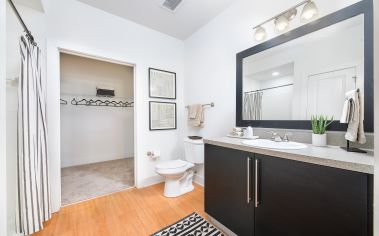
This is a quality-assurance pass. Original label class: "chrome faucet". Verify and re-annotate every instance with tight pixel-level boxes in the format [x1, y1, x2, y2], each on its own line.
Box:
[282, 131, 292, 142]
[267, 131, 292, 142]
[267, 131, 282, 142]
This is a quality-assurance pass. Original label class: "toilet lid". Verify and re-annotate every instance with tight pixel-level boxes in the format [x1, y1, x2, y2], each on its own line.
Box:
[156, 160, 188, 169]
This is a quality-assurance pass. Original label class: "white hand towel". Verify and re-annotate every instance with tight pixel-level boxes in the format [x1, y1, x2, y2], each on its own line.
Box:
[232, 127, 243, 132]
[340, 100, 350, 124]
[344, 89, 366, 144]
[188, 104, 204, 127]
[188, 105, 199, 119]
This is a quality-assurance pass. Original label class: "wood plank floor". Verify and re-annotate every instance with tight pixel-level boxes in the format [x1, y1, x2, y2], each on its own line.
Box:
[33, 183, 206, 236]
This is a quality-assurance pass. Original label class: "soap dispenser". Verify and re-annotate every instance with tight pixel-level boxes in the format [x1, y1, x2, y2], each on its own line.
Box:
[244, 126, 253, 139]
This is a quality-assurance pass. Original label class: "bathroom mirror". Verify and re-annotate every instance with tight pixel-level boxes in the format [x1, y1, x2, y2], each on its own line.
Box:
[236, 0, 373, 131]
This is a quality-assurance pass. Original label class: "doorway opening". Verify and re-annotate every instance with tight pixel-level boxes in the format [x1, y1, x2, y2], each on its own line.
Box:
[59, 52, 135, 206]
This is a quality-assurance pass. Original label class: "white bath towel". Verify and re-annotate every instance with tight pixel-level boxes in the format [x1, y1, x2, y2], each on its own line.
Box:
[340, 99, 352, 123]
[343, 89, 366, 144]
[187, 104, 204, 127]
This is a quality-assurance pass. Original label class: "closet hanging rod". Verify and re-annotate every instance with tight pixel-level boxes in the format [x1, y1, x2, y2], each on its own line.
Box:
[7, 0, 37, 46]
[70, 98, 134, 108]
[60, 99, 68, 105]
[185, 102, 215, 109]
[244, 83, 294, 93]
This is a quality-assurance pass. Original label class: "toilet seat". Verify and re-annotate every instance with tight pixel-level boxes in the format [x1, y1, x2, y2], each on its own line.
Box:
[156, 160, 194, 175]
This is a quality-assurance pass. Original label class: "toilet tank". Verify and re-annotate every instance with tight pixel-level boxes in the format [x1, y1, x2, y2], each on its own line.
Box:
[184, 137, 204, 164]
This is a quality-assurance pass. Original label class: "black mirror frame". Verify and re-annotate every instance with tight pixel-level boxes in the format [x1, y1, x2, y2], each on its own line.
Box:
[236, 0, 373, 132]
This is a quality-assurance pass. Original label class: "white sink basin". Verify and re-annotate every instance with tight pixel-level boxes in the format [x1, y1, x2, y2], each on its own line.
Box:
[242, 139, 307, 150]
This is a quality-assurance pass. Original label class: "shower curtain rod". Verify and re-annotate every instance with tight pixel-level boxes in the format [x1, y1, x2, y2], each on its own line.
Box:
[7, 0, 37, 46]
[244, 83, 294, 94]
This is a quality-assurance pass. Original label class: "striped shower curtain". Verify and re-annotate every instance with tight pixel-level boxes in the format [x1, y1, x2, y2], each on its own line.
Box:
[243, 92, 263, 120]
[17, 36, 51, 235]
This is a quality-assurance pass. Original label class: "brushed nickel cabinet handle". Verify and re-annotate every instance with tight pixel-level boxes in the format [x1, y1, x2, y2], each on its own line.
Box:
[255, 159, 260, 208]
[247, 157, 251, 204]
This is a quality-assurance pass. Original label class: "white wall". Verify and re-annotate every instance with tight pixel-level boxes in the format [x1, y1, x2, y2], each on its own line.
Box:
[0, 0, 7, 234]
[373, 0, 378, 235]
[60, 53, 134, 167]
[60, 53, 134, 97]
[5, 87, 18, 236]
[43, 0, 185, 212]
[261, 76, 294, 120]
[184, 0, 361, 186]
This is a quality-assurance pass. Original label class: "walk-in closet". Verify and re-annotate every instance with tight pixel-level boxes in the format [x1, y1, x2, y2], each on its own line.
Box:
[60, 52, 135, 206]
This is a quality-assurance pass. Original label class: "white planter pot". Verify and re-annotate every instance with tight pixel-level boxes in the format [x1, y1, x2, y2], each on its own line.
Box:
[312, 133, 327, 147]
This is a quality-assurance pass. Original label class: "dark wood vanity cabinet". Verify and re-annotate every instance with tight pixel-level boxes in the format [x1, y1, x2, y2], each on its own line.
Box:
[204, 144, 373, 236]
[254, 153, 372, 236]
[204, 144, 254, 235]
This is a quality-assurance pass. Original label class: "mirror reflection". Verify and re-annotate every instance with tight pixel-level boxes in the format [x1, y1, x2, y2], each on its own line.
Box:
[243, 14, 364, 121]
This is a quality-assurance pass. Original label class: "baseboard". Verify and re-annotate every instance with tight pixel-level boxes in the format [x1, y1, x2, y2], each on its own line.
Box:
[194, 174, 204, 187]
[61, 156, 133, 168]
[137, 175, 164, 189]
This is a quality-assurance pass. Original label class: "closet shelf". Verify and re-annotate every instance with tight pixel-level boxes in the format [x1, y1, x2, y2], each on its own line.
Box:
[60, 93, 134, 100]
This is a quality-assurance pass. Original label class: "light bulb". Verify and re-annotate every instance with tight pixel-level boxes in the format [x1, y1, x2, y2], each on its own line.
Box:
[300, 1, 318, 23]
[275, 15, 289, 32]
[254, 26, 267, 42]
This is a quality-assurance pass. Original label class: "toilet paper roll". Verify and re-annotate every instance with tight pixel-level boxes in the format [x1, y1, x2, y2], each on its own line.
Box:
[152, 151, 160, 159]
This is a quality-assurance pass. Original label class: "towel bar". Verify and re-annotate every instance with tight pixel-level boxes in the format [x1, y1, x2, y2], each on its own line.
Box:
[185, 102, 214, 109]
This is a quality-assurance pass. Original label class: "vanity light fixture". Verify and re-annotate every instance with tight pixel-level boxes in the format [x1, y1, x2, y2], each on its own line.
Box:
[275, 15, 290, 32]
[253, 0, 319, 42]
[253, 26, 267, 42]
[300, 1, 319, 22]
[272, 72, 280, 76]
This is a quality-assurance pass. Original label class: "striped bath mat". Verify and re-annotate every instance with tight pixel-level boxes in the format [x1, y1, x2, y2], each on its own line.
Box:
[152, 212, 224, 236]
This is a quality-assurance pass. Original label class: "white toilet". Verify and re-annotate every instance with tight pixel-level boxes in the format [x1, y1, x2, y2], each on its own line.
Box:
[155, 137, 204, 198]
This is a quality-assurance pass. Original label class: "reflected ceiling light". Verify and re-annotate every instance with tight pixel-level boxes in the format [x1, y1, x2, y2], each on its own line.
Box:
[285, 8, 298, 21]
[252, 1, 319, 42]
[253, 26, 267, 42]
[272, 72, 280, 76]
[301, 1, 319, 22]
[275, 15, 290, 32]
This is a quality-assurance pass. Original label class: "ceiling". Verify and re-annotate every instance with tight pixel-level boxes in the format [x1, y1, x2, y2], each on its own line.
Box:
[14, 0, 44, 12]
[247, 63, 294, 81]
[77, 0, 235, 40]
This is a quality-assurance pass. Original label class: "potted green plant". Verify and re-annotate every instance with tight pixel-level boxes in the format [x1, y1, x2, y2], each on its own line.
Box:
[311, 115, 333, 146]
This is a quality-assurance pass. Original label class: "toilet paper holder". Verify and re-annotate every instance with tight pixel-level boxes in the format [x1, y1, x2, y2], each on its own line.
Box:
[147, 151, 160, 160]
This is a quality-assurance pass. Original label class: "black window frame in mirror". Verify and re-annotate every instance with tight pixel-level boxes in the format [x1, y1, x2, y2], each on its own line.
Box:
[236, 0, 373, 132]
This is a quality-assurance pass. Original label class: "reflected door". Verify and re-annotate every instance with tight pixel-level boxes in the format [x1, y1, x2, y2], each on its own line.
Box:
[306, 67, 356, 119]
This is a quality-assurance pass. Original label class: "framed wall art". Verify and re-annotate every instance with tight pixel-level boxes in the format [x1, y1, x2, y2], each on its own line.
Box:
[149, 68, 176, 99]
[149, 101, 176, 130]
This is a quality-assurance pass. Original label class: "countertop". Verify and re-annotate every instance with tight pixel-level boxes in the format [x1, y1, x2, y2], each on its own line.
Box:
[204, 137, 374, 174]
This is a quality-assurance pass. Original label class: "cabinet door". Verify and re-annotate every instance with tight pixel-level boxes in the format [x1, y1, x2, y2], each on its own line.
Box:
[205, 144, 254, 235]
[255, 154, 370, 236]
